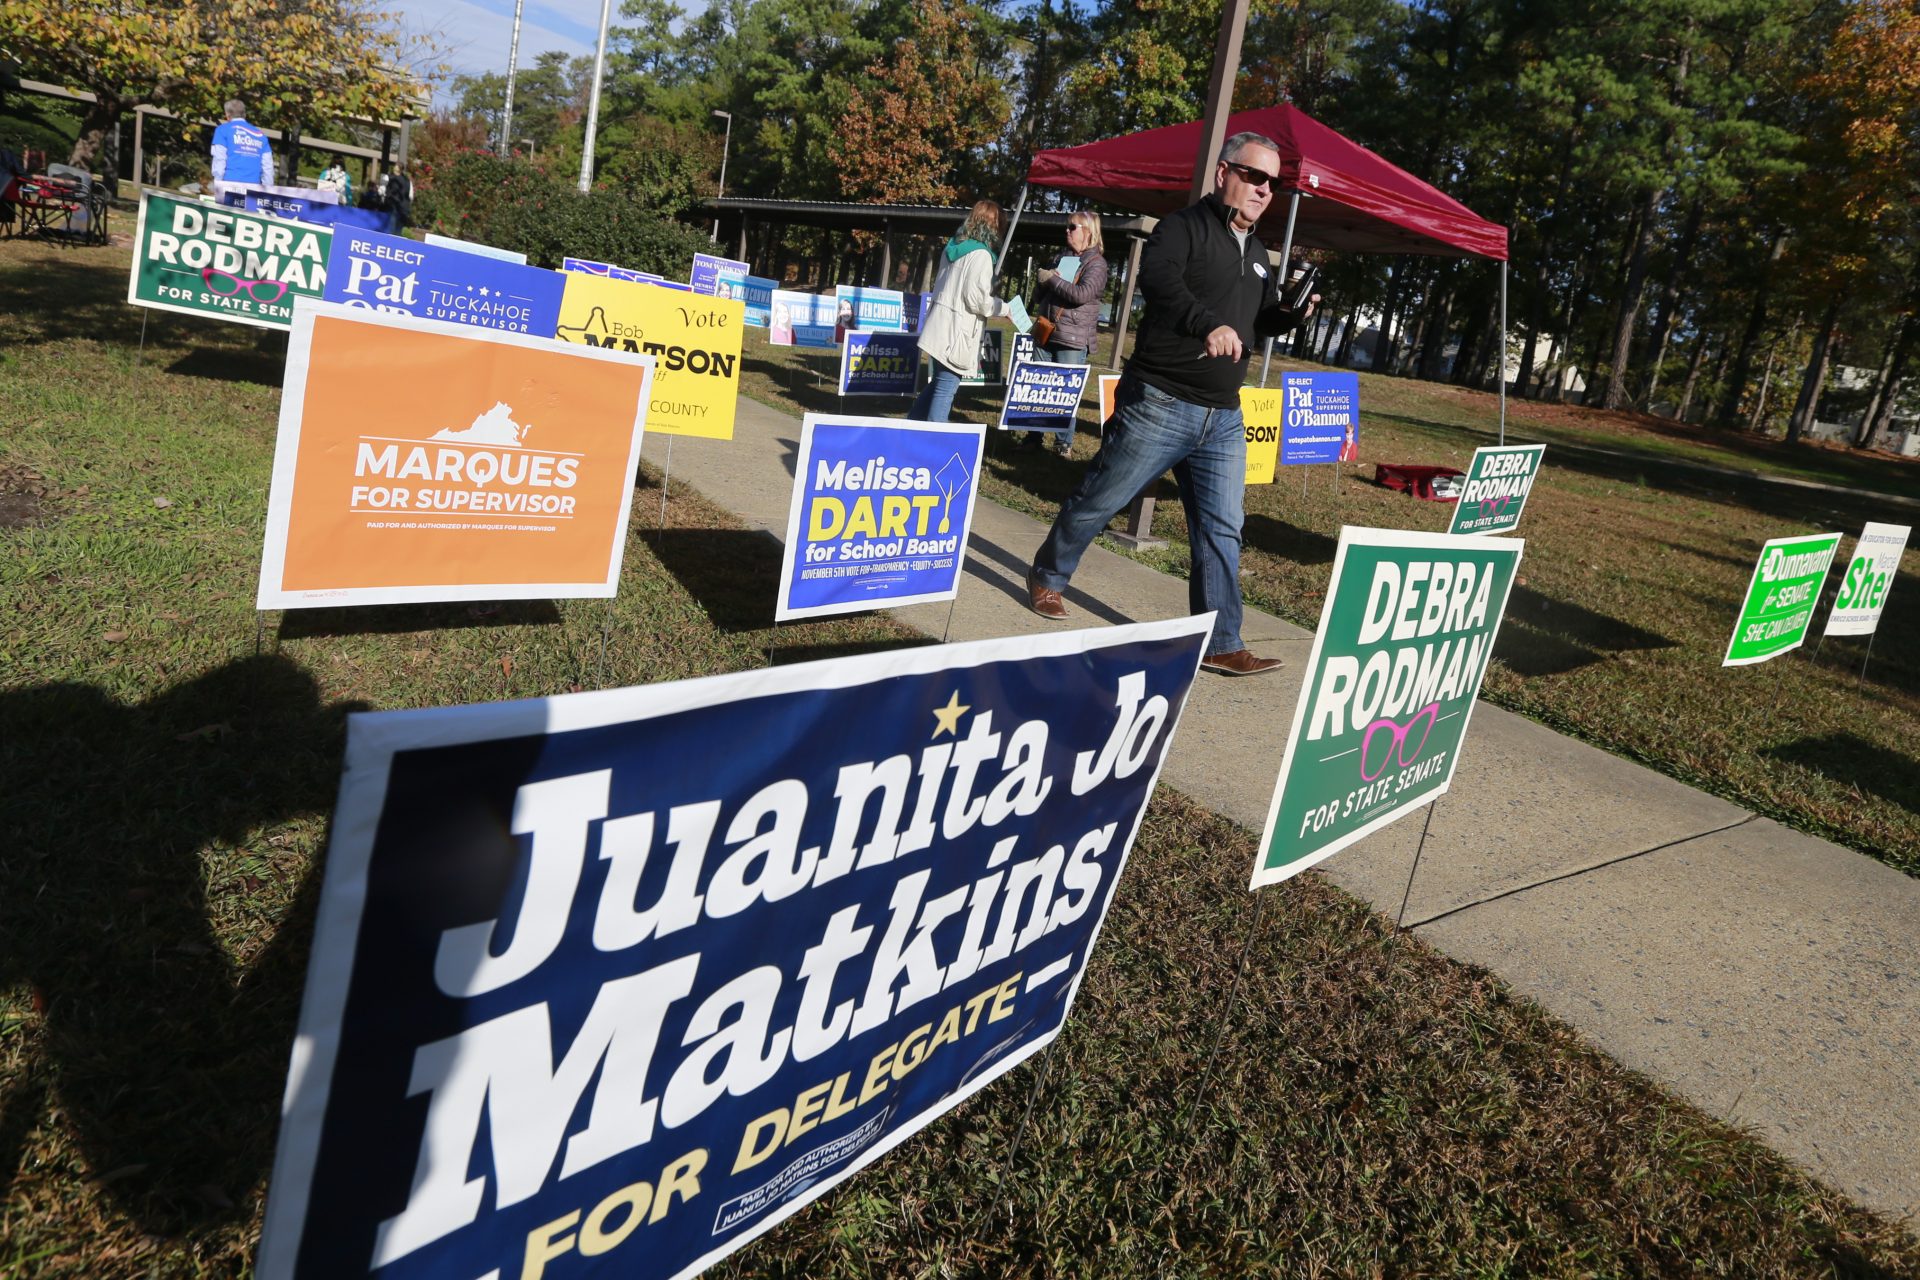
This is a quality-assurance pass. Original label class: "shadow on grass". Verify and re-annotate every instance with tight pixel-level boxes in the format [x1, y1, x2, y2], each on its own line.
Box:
[165, 343, 288, 387]
[0, 654, 361, 1234]
[0, 244, 143, 348]
[1365, 410, 1918, 527]
[1241, 511, 1675, 676]
[1766, 733, 1920, 818]
[770, 636, 932, 666]
[645, 525, 784, 631]
[278, 598, 563, 640]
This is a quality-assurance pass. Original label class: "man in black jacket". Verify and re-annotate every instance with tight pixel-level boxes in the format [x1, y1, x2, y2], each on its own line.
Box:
[1026, 131, 1310, 675]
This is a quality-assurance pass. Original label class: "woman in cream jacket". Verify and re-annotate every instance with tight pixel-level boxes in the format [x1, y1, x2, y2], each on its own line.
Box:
[911, 200, 1014, 422]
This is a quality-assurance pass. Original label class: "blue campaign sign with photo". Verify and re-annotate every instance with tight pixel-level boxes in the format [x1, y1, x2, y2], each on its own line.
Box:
[1280, 372, 1361, 465]
[998, 359, 1093, 432]
[776, 414, 985, 620]
[563, 257, 647, 283]
[243, 192, 398, 235]
[691, 252, 750, 296]
[740, 276, 778, 327]
[834, 285, 907, 333]
[255, 615, 1210, 1280]
[838, 332, 921, 396]
[322, 226, 566, 336]
[770, 290, 839, 348]
[423, 233, 529, 264]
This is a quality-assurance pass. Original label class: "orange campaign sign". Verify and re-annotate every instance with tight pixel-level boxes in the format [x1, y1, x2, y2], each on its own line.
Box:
[257, 299, 655, 608]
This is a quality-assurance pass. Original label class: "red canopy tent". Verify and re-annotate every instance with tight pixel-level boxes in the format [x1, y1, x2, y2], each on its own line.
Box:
[1026, 103, 1507, 261]
[1019, 103, 1513, 441]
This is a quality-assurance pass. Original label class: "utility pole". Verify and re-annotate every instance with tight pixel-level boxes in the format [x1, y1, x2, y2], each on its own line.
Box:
[577, 0, 613, 192]
[500, 0, 524, 153]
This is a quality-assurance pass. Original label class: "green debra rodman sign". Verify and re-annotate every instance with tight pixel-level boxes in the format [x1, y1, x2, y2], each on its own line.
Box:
[128, 192, 331, 330]
[1253, 527, 1523, 888]
[1722, 531, 1842, 666]
[1446, 443, 1545, 536]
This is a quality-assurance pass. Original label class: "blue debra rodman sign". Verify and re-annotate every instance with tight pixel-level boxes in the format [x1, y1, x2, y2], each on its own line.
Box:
[998, 359, 1092, 432]
[1281, 371, 1360, 465]
[775, 414, 985, 620]
[838, 332, 920, 396]
[322, 227, 566, 335]
[256, 617, 1210, 1280]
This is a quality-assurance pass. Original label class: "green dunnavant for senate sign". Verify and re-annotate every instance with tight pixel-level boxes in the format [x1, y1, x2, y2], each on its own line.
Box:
[1721, 531, 1842, 666]
[1253, 527, 1523, 888]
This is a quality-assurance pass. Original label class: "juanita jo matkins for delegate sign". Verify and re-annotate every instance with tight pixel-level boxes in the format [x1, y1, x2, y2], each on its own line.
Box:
[255, 619, 1211, 1280]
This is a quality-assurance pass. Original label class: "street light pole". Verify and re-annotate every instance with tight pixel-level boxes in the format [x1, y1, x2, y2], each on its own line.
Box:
[577, 0, 613, 193]
[500, 0, 524, 153]
[711, 109, 732, 242]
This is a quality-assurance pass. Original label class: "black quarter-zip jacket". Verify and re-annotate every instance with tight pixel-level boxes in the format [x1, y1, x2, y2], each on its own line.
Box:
[1126, 192, 1307, 410]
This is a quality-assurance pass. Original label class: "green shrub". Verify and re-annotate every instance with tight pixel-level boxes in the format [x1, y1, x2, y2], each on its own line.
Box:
[412, 150, 712, 278]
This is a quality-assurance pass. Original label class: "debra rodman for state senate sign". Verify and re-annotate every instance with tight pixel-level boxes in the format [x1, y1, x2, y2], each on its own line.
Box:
[257, 299, 654, 608]
[1254, 527, 1523, 888]
[128, 191, 331, 330]
[775, 415, 987, 621]
[255, 618, 1211, 1280]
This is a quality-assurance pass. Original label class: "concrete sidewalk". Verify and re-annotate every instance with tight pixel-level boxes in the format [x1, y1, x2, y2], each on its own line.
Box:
[643, 396, 1920, 1226]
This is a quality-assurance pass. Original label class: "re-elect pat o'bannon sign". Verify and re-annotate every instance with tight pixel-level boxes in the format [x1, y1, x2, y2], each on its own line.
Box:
[1722, 532, 1843, 666]
[256, 619, 1211, 1280]
[1446, 444, 1546, 537]
[128, 192, 331, 329]
[1254, 527, 1523, 888]
[322, 226, 566, 336]
[775, 415, 986, 620]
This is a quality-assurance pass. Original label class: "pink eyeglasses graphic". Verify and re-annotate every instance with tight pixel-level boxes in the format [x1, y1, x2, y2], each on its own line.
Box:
[1477, 493, 1511, 519]
[1358, 702, 1440, 781]
[201, 267, 289, 304]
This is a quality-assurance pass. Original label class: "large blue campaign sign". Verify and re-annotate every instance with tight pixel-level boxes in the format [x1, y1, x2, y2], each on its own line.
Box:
[770, 290, 838, 348]
[775, 414, 985, 621]
[562, 257, 647, 283]
[1281, 372, 1360, 465]
[739, 276, 777, 328]
[834, 285, 907, 333]
[837, 332, 920, 397]
[256, 617, 1210, 1280]
[240, 191, 398, 235]
[322, 226, 566, 336]
[690, 253, 750, 297]
[998, 359, 1092, 433]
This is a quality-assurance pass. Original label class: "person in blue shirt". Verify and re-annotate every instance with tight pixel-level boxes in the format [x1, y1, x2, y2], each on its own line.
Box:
[211, 99, 274, 192]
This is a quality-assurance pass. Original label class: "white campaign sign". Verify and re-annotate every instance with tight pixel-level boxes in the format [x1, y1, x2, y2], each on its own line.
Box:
[1823, 521, 1910, 637]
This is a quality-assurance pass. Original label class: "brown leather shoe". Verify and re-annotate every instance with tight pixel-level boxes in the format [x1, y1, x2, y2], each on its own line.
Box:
[1200, 649, 1284, 676]
[1027, 569, 1068, 620]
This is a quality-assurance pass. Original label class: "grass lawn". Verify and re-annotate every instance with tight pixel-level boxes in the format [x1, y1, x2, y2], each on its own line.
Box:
[3, 238, 1919, 1276]
[737, 327, 1920, 879]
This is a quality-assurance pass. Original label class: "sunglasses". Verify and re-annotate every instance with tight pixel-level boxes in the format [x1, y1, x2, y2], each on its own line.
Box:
[1223, 161, 1278, 190]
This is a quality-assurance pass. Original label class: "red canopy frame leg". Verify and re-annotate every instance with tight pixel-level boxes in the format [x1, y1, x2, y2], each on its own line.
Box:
[1259, 190, 1302, 388]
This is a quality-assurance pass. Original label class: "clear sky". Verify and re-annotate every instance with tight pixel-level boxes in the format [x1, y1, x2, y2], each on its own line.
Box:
[387, 0, 606, 89]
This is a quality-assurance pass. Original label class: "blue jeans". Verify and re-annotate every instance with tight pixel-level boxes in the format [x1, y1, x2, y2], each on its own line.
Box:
[1033, 376, 1247, 655]
[910, 360, 963, 422]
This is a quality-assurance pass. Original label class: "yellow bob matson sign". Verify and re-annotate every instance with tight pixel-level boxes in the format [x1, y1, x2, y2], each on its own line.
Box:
[556, 273, 745, 441]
